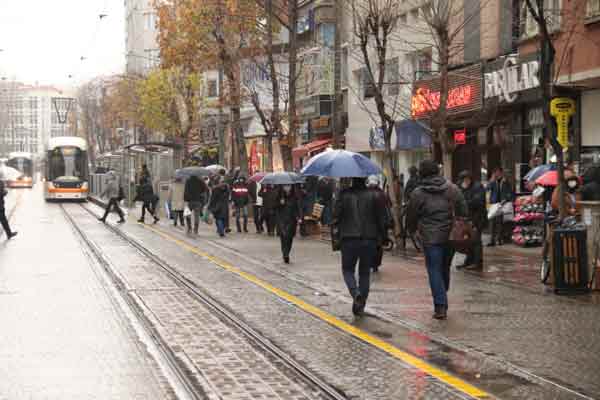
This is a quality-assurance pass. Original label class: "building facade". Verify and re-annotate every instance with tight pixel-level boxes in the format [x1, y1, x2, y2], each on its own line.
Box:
[124, 0, 160, 76]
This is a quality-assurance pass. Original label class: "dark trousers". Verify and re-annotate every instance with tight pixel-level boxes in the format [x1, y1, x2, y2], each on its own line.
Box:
[264, 211, 276, 235]
[341, 239, 377, 300]
[224, 203, 230, 230]
[173, 210, 184, 226]
[101, 198, 124, 221]
[216, 218, 225, 236]
[253, 205, 264, 232]
[280, 234, 294, 258]
[490, 214, 504, 244]
[141, 201, 155, 219]
[423, 244, 454, 307]
[464, 229, 483, 266]
[0, 208, 12, 236]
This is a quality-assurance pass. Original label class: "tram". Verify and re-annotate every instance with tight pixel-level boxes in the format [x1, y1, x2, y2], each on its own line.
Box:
[6, 152, 34, 188]
[44, 137, 89, 201]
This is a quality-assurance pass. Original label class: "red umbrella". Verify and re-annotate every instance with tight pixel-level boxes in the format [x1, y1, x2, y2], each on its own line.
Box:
[249, 172, 267, 183]
[535, 170, 559, 187]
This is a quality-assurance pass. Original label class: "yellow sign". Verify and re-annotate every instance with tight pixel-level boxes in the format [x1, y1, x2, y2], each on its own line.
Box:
[550, 97, 575, 149]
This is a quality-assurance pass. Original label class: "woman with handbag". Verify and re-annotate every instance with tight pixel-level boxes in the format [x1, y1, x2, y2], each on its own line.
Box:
[406, 160, 468, 320]
[456, 170, 487, 270]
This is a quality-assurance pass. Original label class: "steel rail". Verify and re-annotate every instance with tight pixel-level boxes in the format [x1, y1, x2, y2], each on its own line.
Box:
[76, 203, 348, 400]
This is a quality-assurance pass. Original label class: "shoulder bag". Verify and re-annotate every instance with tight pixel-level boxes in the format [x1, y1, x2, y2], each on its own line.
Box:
[447, 186, 476, 254]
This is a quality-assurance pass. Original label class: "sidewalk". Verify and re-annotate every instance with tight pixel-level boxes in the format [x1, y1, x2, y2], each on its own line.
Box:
[150, 211, 600, 399]
[94, 198, 600, 398]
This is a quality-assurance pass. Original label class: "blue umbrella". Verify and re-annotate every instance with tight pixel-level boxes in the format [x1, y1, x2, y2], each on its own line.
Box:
[524, 164, 555, 182]
[301, 150, 382, 178]
[260, 171, 305, 185]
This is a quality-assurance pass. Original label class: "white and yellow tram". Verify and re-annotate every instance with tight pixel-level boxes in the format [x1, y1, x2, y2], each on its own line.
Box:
[44, 137, 89, 201]
[6, 152, 34, 188]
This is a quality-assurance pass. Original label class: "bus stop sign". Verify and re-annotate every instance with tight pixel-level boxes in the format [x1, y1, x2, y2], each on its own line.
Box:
[550, 97, 575, 149]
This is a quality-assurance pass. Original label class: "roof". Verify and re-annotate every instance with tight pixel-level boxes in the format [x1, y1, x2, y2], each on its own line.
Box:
[292, 138, 332, 158]
[47, 137, 87, 151]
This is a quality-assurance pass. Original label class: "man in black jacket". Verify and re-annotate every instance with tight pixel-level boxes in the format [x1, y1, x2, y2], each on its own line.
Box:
[406, 160, 467, 320]
[184, 175, 208, 235]
[404, 166, 419, 201]
[0, 178, 17, 239]
[333, 177, 387, 316]
[487, 167, 514, 246]
[456, 170, 486, 270]
[231, 176, 250, 233]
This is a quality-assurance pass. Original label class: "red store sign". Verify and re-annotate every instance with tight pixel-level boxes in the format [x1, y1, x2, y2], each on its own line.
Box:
[454, 128, 466, 145]
[411, 64, 482, 118]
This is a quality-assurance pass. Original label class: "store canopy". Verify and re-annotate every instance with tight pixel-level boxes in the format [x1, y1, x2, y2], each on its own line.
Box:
[395, 120, 431, 150]
[292, 138, 332, 158]
[124, 142, 182, 154]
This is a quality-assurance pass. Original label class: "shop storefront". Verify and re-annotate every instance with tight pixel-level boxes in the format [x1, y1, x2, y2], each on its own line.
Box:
[581, 89, 600, 171]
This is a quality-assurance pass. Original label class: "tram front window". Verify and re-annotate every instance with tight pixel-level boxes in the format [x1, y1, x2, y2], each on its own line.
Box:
[7, 158, 32, 177]
[48, 147, 86, 181]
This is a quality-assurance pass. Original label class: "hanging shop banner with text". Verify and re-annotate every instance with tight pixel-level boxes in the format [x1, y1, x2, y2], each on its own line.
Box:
[483, 52, 541, 107]
[411, 63, 483, 118]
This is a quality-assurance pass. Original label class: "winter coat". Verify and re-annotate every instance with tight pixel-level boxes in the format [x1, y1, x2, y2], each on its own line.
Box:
[259, 186, 279, 213]
[0, 180, 6, 210]
[488, 179, 513, 204]
[231, 182, 250, 207]
[404, 176, 420, 201]
[333, 186, 387, 242]
[101, 176, 120, 199]
[169, 181, 186, 211]
[276, 190, 302, 238]
[406, 176, 468, 246]
[184, 176, 208, 204]
[139, 181, 155, 203]
[461, 181, 487, 230]
[317, 179, 334, 203]
[208, 183, 229, 219]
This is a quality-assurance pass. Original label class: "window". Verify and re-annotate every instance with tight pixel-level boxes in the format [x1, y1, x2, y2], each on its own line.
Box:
[587, 0, 600, 18]
[520, 0, 561, 39]
[385, 58, 400, 96]
[144, 12, 156, 30]
[319, 23, 335, 48]
[207, 79, 218, 98]
[408, 48, 432, 81]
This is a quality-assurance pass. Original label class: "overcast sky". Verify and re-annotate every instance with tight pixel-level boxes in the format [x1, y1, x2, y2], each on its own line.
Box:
[0, 0, 124, 88]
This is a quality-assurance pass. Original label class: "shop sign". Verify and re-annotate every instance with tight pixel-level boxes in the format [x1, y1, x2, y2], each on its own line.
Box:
[528, 107, 544, 128]
[484, 56, 540, 103]
[551, 97, 576, 149]
[411, 63, 482, 118]
[454, 128, 466, 145]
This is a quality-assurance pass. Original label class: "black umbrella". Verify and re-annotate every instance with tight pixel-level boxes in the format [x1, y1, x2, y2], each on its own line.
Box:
[260, 171, 305, 185]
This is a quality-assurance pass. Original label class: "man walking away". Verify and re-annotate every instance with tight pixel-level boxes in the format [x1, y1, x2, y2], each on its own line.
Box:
[276, 185, 302, 264]
[333, 177, 386, 316]
[406, 160, 467, 320]
[456, 170, 486, 270]
[259, 184, 278, 236]
[168, 176, 186, 228]
[248, 178, 264, 233]
[487, 167, 513, 246]
[0, 176, 17, 239]
[231, 176, 250, 233]
[404, 166, 419, 201]
[184, 175, 208, 235]
[138, 177, 159, 224]
[99, 171, 125, 224]
[208, 176, 229, 237]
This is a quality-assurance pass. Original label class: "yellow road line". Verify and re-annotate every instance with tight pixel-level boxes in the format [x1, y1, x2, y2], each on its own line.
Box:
[141, 223, 490, 399]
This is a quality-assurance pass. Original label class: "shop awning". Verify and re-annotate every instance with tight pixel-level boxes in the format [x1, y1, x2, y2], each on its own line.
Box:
[292, 138, 332, 158]
[395, 120, 432, 150]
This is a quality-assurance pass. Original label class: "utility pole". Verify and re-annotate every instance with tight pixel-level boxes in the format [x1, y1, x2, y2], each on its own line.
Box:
[331, 0, 343, 149]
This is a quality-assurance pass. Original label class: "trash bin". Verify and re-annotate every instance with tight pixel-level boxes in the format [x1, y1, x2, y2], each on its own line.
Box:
[552, 227, 590, 295]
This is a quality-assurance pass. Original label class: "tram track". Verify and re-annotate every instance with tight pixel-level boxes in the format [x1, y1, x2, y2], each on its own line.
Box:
[64, 202, 348, 400]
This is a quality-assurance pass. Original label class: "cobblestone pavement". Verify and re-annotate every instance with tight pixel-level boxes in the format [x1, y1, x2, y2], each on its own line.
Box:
[0, 188, 176, 399]
[81, 202, 482, 400]
[91, 201, 599, 400]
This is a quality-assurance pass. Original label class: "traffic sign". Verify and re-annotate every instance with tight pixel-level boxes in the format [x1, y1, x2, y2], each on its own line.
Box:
[550, 97, 575, 149]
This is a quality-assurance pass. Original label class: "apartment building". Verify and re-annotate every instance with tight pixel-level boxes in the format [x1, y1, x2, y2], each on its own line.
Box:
[124, 0, 160, 75]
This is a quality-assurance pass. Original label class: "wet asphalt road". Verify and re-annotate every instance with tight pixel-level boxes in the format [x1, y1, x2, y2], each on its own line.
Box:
[0, 186, 175, 399]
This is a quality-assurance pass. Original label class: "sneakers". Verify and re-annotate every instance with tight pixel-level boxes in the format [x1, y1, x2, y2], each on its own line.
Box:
[154, 216, 160, 224]
[283, 256, 290, 264]
[98, 218, 106, 224]
[7, 232, 17, 240]
[117, 219, 126, 224]
[137, 218, 144, 223]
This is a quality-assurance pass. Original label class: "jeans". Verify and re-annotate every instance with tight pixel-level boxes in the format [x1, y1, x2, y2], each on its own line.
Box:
[101, 198, 124, 221]
[141, 201, 155, 219]
[263, 210, 276, 235]
[0, 208, 12, 236]
[234, 205, 248, 232]
[253, 205, 264, 232]
[423, 244, 454, 307]
[186, 201, 203, 233]
[215, 218, 225, 236]
[341, 239, 377, 300]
